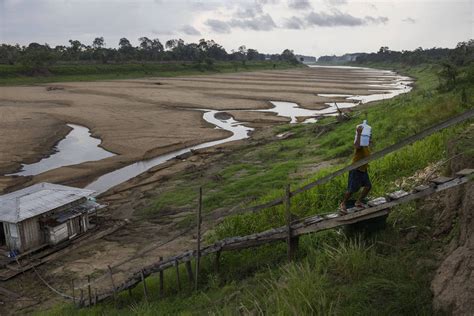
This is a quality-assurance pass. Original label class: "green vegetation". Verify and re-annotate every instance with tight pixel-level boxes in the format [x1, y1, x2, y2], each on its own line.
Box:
[0, 60, 300, 85]
[40, 59, 474, 315]
[0, 37, 301, 85]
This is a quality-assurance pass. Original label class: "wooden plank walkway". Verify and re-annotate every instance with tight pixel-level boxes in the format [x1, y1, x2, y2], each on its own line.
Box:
[82, 170, 472, 307]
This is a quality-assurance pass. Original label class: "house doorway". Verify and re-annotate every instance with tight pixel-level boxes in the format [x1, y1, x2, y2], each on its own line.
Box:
[0, 223, 6, 246]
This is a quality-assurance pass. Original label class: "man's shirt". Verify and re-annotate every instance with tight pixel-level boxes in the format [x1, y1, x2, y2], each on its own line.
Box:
[352, 146, 370, 172]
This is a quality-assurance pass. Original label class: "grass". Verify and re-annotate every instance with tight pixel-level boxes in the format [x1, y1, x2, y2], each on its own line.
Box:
[39, 62, 474, 315]
[0, 61, 300, 85]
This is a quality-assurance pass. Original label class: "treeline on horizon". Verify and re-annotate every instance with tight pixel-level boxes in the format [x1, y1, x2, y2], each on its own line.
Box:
[318, 40, 473, 66]
[0, 37, 299, 68]
[319, 40, 474, 92]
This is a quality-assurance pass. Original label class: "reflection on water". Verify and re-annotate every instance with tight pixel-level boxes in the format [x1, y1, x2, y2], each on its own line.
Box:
[7, 124, 115, 176]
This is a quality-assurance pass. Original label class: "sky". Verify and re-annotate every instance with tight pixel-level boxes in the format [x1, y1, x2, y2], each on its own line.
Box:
[0, 0, 472, 57]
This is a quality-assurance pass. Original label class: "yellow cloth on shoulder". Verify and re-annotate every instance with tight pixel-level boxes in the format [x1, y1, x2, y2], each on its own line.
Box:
[352, 146, 370, 172]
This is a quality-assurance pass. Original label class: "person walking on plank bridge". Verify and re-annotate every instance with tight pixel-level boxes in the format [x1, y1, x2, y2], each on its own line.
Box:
[340, 120, 372, 213]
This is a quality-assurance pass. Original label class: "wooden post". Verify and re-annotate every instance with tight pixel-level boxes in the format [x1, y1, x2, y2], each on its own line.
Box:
[107, 265, 117, 304]
[79, 289, 84, 307]
[195, 187, 202, 291]
[71, 279, 76, 305]
[94, 288, 98, 305]
[159, 256, 164, 297]
[215, 251, 221, 273]
[285, 184, 298, 261]
[140, 270, 148, 302]
[185, 261, 194, 285]
[87, 275, 92, 306]
[175, 260, 181, 291]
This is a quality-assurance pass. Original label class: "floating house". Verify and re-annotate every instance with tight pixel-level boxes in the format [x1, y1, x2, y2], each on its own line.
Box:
[0, 183, 103, 255]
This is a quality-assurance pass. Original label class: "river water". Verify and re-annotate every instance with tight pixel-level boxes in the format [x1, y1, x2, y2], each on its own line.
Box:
[7, 124, 115, 176]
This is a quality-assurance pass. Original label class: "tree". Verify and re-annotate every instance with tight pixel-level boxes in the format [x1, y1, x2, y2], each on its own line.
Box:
[92, 37, 105, 49]
[247, 48, 259, 61]
[118, 38, 134, 60]
[281, 49, 298, 64]
[438, 62, 458, 91]
[19, 43, 57, 69]
[68, 39, 83, 60]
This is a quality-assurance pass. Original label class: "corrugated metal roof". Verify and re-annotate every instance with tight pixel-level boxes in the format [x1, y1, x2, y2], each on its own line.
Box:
[0, 183, 96, 223]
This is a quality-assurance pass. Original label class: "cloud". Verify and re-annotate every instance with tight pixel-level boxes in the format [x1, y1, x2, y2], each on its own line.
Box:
[305, 10, 388, 27]
[234, 3, 263, 18]
[206, 13, 277, 33]
[256, 0, 281, 4]
[326, 0, 347, 5]
[365, 16, 389, 24]
[288, 0, 312, 10]
[205, 19, 231, 33]
[229, 14, 277, 31]
[284, 16, 305, 29]
[181, 25, 201, 36]
[402, 17, 416, 24]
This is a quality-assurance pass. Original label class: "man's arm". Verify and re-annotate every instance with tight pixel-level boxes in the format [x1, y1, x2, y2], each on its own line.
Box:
[354, 126, 363, 149]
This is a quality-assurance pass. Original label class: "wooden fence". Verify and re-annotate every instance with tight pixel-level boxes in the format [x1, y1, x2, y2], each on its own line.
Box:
[77, 170, 472, 307]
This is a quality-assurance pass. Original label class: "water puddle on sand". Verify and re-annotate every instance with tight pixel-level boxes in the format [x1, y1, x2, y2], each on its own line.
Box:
[7, 124, 115, 176]
[85, 110, 253, 193]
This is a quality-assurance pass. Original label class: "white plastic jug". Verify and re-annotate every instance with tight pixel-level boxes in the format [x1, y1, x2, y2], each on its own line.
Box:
[354, 120, 371, 147]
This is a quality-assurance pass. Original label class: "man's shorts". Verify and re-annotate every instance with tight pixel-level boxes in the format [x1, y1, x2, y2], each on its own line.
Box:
[347, 169, 371, 193]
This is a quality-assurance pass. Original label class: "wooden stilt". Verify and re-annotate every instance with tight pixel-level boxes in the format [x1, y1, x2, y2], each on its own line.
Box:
[175, 260, 181, 291]
[215, 251, 221, 273]
[87, 275, 92, 306]
[79, 289, 84, 307]
[185, 261, 194, 284]
[71, 279, 76, 306]
[140, 270, 148, 302]
[107, 265, 117, 305]
[285, 184, 298, 260]
[159, 256, 164, 297]
[195, 187, 202, 291]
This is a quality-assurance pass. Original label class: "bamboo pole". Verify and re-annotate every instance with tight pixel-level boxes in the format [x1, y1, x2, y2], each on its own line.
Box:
[195, 187, 202, 291]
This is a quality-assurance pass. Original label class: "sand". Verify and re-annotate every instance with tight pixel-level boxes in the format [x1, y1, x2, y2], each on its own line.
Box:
[0, 66, 397, 193]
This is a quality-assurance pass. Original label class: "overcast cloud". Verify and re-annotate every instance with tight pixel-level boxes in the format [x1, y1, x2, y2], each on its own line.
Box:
[0, 0, 471, 57]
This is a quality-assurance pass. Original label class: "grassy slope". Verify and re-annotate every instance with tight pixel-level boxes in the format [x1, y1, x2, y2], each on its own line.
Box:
[0, 61, 299, 85]
[41, 63, 473, 315]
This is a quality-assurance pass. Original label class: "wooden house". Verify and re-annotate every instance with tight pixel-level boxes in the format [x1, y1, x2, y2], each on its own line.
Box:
[0, 183, 103, 255]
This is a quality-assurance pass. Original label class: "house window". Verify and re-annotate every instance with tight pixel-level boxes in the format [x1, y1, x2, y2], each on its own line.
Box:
[9, 223, 18, 238]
